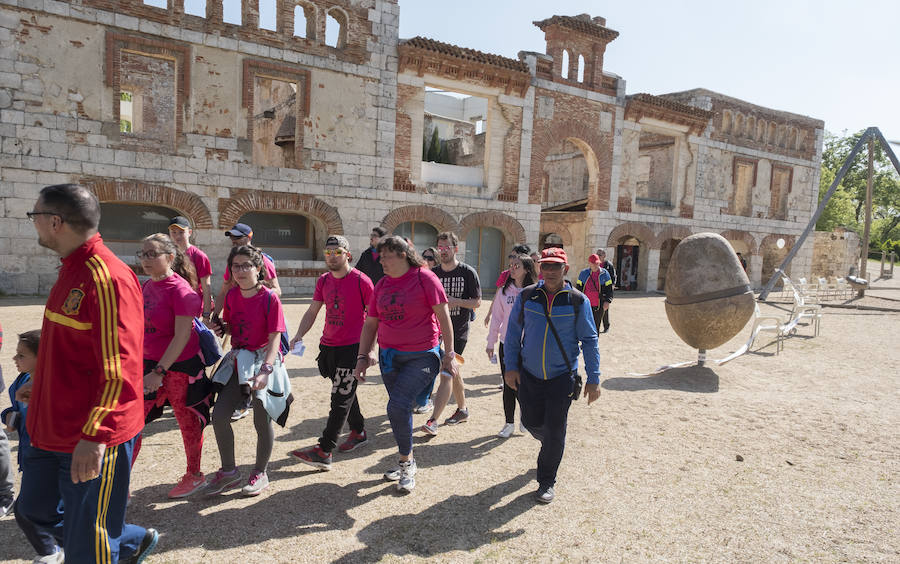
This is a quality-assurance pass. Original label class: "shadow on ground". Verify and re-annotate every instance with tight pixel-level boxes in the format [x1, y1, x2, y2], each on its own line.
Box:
[602, 366, 719, 393]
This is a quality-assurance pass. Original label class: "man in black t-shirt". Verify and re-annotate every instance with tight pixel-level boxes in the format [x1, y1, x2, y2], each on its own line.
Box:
[419, 232, 481, 436]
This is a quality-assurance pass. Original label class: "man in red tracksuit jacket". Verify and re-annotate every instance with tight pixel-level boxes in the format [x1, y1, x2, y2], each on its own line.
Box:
[16, 184, 158, 564]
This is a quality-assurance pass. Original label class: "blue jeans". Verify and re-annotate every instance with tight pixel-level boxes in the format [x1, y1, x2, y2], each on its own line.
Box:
[380, 350, 439, 456]
[517, 369, 574, 488]
[16, 435, 146, 562]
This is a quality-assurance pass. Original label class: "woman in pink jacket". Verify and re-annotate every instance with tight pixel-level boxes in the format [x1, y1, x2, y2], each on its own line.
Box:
[485, 254, 537, 438]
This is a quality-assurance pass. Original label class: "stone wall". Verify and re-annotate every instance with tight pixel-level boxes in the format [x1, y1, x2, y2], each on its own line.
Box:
[812, 230, 860, 280]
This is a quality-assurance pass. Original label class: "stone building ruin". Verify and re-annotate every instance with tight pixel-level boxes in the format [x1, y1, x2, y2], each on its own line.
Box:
[0, 3, 827, 294]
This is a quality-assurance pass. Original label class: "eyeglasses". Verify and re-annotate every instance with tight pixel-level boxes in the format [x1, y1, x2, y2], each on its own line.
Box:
[26, 211, 58, 221]
[539, 263, 564, 271]
[135, 250, 165, 260]
[437, 245, 452, 252]
[422, 255, 435, 261]
[228, 235, 249, 241]
[231, 262, 255, 272]
[509, 263, 521, 270]
[323, 248, 346, 257]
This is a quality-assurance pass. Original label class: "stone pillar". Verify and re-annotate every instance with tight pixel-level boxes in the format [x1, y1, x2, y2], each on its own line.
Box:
[645, 248, 660, 292]
[750, 254, 762, 289]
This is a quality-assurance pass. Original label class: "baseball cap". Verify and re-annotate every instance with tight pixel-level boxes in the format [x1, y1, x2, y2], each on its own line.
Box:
[325, 235, 350, 251]
[539, 247, 568, 264]
[168, 216, 191, 230]
[224, 223, 252, 238]
[588, 254, 600, 265]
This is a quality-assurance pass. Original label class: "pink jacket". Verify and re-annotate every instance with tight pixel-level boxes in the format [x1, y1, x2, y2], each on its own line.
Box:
[487, 284, 524, 349]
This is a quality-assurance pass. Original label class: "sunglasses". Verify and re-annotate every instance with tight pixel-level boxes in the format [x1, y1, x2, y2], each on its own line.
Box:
[231, 262, 256, 272]
[539, 263, 564, 271]
[324, 248, 347, 257]
[135, 250, 165, 260]
[437, 245, 453, 252]
[423, 255, 435, 261]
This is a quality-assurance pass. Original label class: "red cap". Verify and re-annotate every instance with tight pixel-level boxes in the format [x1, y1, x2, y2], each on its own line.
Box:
[539, 247, 568, 264]
[588, 254, 600, 264]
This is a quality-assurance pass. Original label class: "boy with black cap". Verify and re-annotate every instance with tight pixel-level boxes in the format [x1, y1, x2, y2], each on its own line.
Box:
[289, 235, 374, 469]
[168, 216, 213, 320]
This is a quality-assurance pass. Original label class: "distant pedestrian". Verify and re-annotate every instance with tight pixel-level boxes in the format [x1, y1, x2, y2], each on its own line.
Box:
[355, 226, 386, 285]
[575, 254, 613, 334]
[594, 249, 616, 331]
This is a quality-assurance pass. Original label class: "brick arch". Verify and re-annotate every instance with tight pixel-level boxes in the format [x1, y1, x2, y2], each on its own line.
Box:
[529, 118, 609, 210]
[219, 191, 342, 234]
[759, 233, 795, 251]
[720, 229, 758, 256]
[652, 225, 694, 249]
[458, 212, 526, 246]
[539, 218, 573, 248]
[606, 222, 655, 247]
[85, 179, 213, 229]
[380, 205, 459, 235]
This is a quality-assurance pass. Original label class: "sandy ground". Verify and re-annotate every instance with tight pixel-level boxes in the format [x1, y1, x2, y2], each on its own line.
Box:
[0, 278, 897, 563]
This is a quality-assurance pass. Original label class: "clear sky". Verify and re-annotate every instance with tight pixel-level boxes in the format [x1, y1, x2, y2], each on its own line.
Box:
[398, 0, 900, 145]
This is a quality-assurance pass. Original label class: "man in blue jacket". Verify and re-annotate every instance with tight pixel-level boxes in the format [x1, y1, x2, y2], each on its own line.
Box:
[503, 247, 601, 504]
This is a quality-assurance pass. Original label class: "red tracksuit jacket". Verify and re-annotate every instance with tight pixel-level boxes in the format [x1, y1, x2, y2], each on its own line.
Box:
[27, 233, 145, 452]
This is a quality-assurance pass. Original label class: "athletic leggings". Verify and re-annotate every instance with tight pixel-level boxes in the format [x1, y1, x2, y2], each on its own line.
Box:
[212, 374, 274, 472]
[499, 343, 518, 424]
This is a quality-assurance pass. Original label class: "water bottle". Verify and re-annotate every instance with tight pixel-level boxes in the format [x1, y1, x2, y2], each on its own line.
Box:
[490, 353, 498, 364]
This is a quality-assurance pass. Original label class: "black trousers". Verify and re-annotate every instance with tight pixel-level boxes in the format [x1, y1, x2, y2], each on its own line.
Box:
[317, 343, 365, 453]
[592, 305, 610, 332]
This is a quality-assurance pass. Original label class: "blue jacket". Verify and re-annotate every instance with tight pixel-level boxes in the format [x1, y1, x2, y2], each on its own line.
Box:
[503, 281, 601, 385]
[2, 372, 32, 470]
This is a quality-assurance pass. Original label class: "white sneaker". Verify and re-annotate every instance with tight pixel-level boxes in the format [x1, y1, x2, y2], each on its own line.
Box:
[32, 549, 64, 563]
[231, 407, 250, 421]
[396, 459, 417, 493]
[498, 423, 515, 438]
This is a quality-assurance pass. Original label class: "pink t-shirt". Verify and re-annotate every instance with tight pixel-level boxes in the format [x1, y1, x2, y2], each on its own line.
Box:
[223, 285, 285, 351]
[185, 245, 211, 308]
[313, 268, 374, 347]
[142, 274, 201, 363]
[369, 266, 447, 351]
[495, 269, 510, 288]
[222, 253, 277, 282]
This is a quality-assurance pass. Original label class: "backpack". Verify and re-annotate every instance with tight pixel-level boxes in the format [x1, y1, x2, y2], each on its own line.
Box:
[193, 317, 223, 367]
[517, 283, 585, 327]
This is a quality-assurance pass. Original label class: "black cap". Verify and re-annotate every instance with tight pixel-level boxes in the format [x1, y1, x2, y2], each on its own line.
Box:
[168, 216, 191, 230]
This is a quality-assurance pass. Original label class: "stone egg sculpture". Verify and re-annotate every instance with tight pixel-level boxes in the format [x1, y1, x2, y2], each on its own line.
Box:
[664, 233, 755, 356]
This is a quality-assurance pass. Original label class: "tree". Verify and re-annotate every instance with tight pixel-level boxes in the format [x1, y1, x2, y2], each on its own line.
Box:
[816, 130, 900, 248]
[426, 127, 441, 162]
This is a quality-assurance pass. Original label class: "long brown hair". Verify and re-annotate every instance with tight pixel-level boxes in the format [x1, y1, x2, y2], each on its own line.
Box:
[504, 254, 536, 292]
[377, 235, 425, 268]
[142, 233, 198, 290]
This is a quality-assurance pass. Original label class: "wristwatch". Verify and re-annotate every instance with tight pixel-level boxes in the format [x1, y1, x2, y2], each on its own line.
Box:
[152, 365, 167, 377]
[258, 362, 274, 375]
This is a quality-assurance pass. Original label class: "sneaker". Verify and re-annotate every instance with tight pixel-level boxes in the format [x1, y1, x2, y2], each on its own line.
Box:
[168, 472, 206, 499]
[241, 470, 269, 496]
[291, 445, 332, 470]
[412, 400, 433, 414]
[444, 408, 469, 425]
[497, 423, 515, 438]
[32, 549, 64, 564]
[0, 496, 13, 518]
[338, 430, 369, 453]
[535, 485, 555, 504]
[396, 459, 417, 493]
[231, 407, 250, 421]
[203, 468, 242, 496]
[122, 528, 158, 564]
[421, 418, 438, 436]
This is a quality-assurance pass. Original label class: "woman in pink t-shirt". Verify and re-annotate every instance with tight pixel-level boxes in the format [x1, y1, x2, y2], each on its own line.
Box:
[134, 233, 211, 499]
[353, 236, 458, 493]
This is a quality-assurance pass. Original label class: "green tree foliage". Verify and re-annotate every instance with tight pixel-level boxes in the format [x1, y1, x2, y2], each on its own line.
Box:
[427, 127, 441, 162]
[816, 130, 900, 249]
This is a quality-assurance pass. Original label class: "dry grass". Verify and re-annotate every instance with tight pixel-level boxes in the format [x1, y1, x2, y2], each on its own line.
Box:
[0, 294, 897, 563]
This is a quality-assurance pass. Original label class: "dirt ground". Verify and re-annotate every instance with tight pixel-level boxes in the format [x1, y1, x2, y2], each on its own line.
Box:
[0, 280, 897, 563]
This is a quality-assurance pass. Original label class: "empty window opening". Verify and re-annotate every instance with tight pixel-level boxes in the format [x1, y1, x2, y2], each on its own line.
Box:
[465, 226, 505, 290]
[395, 221, 438, 252]
[577, 54, 585, 82]
[99, 203, 180, 259]
[542, 139, 589, 209]
[222, 0, 241, 25]
[422, 87, 488, 187]
[293, 4, 314, 38]
[259, 0, 277, 30]
[184, 0, 205, 17]
[325, 9, 347, 48]
[119, 52, 176, 147]
[119, 90, 139, 133]
[636, 131, 676, 205]
[143, 0, 167, 9]
[252, 75, 299, 168]
[239, 211, 312, 261]
[561, 50, 570, 79]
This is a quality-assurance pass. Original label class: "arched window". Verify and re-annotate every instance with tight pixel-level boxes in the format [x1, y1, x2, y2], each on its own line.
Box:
[733, 113, 744, 137]
[98, 202, 181, 258]
[258, 0, 277, 30]
[325, 8, 347, 48]
[721, 110, 732, 134]
[756, 119, 766, 142]
[767, 122, 777, 145]
[293, 3, 315, 38]
[394, 221, 438, 253]
[577, 54, 585, 83]
[464, 226, 505, 289]
[561, 50, 570, 79]
[238, 211, 312, 261]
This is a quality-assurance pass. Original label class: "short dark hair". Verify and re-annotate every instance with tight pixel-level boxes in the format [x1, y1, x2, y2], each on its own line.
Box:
[377, 235, 425, 268]
[436, 231, 458, 247]
[227, 245, 264, 272]
[39, 184, 100, 234]
[18, 329, 41, 356]
[372, 227, 386, 237]
[512, 244, 531, 255]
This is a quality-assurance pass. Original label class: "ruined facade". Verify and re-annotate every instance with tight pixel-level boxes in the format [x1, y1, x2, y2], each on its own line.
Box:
[0, 3, 824, 294]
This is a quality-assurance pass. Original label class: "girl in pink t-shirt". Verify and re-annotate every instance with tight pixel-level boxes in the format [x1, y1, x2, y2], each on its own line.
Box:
[353, 236, 457, 494]
[133, 233, 211, 499]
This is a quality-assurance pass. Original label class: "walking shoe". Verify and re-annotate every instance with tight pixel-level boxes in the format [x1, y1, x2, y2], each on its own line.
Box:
[444, 408, 469, 425]
[242, 470, 269, 496]
[412, 400, 433, 414]
[291, 445, 332, 470]
[535, 485, 555, 504]
[497, 423, 515, 438]
[122, 528, 158, 564]
[338, 430, 369, 453]
[32, 548, 63, 563]
[421, 418, 438, 436]
[396, 459, 417, 493]
[231, 407, 250, 421]
[168, 472, 206, 498]
[0, 496, 13, 517]
[203, 468, 242, 496]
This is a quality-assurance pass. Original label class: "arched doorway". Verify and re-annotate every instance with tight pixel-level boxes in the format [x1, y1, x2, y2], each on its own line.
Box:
[616, 236, 641, 291]
[238, 211, 315, 261]
[464, 226, 505, 288]
[394, 221, 438, 252]
[99, 202, 181, 258]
